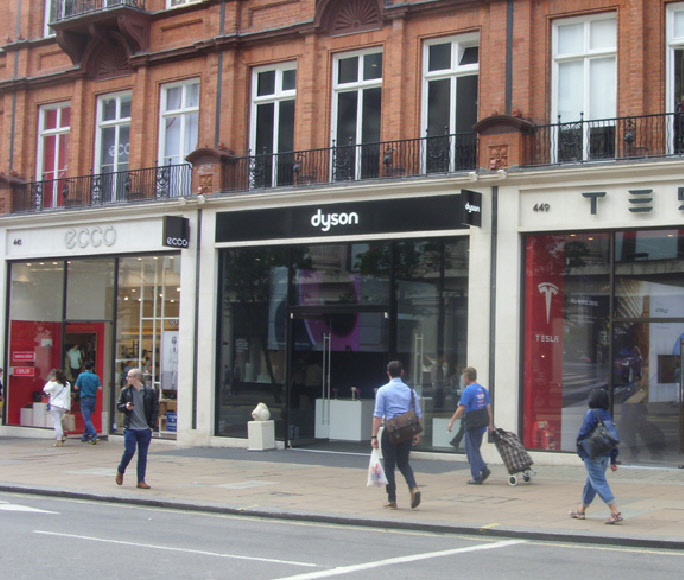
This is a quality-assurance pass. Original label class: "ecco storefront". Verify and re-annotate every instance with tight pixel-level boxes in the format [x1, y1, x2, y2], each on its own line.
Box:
[210, 191, 487, 452]
[0, 212, 190, 440]
[496, 167, 684, 467]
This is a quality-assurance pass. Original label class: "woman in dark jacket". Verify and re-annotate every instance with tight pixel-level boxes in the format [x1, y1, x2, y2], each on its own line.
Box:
[569, 387, 622, 524]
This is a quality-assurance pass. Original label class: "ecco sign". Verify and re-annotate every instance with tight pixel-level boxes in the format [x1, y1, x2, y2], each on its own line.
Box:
[65, 226, 116, 249]
[163, 216, 190, 249]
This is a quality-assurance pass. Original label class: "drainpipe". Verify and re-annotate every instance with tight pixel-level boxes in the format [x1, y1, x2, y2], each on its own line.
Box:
[8, 0, 23, 170]
[214, 0, 226, 148]
[489, 186, 498, 411]
[192, 209, 202, 430]
[505, 0, 513, 116]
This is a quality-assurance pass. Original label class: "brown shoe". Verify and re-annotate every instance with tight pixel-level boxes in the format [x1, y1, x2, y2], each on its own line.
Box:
[383, 501, 398, 509]
[115, 470, 123, 486]
[136, 482, 151, 490]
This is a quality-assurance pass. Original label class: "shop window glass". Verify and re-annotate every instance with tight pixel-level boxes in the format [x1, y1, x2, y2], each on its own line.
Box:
[217, 247, 290, 438]
[395, 239, 470, 449]
[115, 255, 180, 435]
[6, 262, 65, 426]
[612, 319, 683, 463]
[66, 259, 116, 320]
[292, 242, 390, 307]
[615, 230, 684, 318]
[522, 233, 611, 452]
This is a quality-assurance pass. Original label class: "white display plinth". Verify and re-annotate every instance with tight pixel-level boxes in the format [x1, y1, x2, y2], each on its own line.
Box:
[432, 417, 460, 447]
[315, 399, 374, 441]
[247, 420, 275, 451]
[20, 408, 33, 426]
[32, 402, 48, 428]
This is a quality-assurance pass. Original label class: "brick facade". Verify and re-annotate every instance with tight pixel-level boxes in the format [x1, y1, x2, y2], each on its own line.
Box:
[0, 0, 681, 209]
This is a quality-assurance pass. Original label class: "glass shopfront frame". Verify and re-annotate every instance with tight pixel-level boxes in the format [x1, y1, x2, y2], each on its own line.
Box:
[216, 238, 470, 451]
[522, 228, 684, 465]
[4, 253, 180, 437]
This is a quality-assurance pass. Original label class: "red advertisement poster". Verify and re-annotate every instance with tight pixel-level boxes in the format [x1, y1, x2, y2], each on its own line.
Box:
[522, 236, 565, 450]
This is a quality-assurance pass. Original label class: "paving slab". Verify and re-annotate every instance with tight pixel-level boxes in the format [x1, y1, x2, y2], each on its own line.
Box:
[0, 436, 682, 549]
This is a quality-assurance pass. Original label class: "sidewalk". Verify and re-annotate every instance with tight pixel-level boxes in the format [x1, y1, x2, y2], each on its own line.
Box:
[1, 435, 683, 549]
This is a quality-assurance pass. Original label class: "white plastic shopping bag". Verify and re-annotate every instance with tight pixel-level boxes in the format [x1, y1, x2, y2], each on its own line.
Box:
[367, 447, 388, 486]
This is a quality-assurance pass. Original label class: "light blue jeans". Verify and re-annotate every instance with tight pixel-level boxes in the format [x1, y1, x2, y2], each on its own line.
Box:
[582, 456, 615, 506]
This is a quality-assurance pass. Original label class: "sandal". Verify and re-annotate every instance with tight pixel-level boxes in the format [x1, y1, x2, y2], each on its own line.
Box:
[569, 509, 585, 520]
[383, 501, 398, 510]
[605, 512, 623, 524]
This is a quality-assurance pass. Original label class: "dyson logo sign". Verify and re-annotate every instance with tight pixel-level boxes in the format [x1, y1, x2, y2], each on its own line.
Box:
[310, 208, 359, 232]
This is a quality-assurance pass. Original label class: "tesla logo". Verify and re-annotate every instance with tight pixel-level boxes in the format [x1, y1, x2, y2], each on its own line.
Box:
[538, 282, 559, 324]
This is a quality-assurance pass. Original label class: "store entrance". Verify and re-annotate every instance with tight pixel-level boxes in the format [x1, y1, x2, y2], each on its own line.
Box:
[64, 322, 112, 438]
[287, 310, 387, 449]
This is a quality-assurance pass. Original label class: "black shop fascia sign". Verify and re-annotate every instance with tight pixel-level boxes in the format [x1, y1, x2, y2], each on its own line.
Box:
[215, 193, 480, 243]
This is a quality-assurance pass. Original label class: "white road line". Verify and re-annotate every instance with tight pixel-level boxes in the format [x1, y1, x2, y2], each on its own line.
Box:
[0, 503, 59, 514]
[33, 530, 318, 568]
[272, 539, 526, 580]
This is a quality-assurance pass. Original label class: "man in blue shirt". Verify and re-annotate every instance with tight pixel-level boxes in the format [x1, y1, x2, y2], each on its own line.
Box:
[75, 361, 102, 444]
[371, 361, 422, 509]
[447, 366, 494, 484]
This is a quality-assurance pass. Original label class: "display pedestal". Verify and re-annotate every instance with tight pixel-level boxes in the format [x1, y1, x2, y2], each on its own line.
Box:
[20, 408, 33, 426]
[32, 402, 47, 428]
[247, 420, 275, 451]
[432, 417, 460, 447]
[315, 399, 374, 441]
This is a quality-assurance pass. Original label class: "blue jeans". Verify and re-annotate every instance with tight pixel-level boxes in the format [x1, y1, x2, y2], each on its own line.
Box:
[80, 397, 97, 441]
[118, 429, 153, 483]
[381, 431, 417, 503]
[464, 428, 487, 480]
[582, 457, 615, 506]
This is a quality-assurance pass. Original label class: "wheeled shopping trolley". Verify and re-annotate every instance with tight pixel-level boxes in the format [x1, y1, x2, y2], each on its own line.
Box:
[491, 428, 535, 486]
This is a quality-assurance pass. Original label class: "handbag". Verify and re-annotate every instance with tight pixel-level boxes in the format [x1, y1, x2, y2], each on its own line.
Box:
[385, 389, 423, 445]
[367, 447, 388, 486]
[580, 410, 620, 459]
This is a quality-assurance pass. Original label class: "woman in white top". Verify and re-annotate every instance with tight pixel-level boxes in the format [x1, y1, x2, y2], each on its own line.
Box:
[43, 369, 71, 446]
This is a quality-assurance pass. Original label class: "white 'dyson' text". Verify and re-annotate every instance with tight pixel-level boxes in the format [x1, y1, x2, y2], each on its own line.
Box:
[310, 209, 359, 232]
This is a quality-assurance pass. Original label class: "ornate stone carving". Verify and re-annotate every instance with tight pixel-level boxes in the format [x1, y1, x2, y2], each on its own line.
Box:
[316, 0, 382, 35]
[489, 145, 509, 170]
[84, 36, 131, 79]
[198, 173, 213, 195]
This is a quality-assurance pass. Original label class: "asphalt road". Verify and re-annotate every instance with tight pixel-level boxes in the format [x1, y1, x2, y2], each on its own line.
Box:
[1, 492, 683, 580]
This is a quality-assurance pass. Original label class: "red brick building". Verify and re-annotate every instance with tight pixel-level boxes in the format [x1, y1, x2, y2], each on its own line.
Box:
[0, 1, 682, 467]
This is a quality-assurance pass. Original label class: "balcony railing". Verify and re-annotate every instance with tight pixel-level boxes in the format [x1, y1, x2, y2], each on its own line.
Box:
[223, 132, 478, 192]
[13, 164, 191, 213]
[524, 112, 684, 166]
[49, 0, 145, 23]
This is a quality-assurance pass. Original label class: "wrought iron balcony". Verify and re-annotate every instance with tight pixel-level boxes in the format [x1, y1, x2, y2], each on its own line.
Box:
[12, 164, 191, 214]
[223, 132, 478, 193]
[49, 0, 146, 23]
[523, 112, 684, 166]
